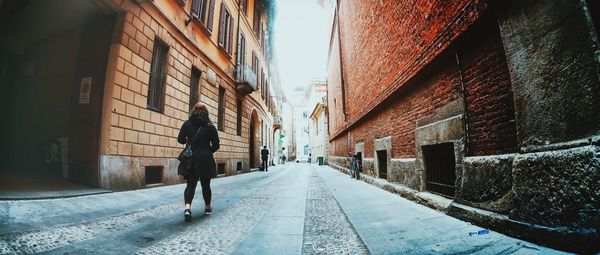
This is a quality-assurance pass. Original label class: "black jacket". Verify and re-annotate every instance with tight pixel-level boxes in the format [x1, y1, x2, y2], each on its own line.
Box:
[177, 115, 220, 178]
[261, 148, 269, 159]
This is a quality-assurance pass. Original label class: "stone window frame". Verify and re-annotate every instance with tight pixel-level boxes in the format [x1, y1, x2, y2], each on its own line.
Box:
[374, 136, 392, 180]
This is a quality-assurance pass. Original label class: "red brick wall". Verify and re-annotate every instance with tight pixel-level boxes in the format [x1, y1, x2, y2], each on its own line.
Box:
[332, 57, 462, 158]
[326, 23, 345, 139]
[336, 0, 487, 128]
[458, 21, 518, 156]
[328, 1, 518, 158]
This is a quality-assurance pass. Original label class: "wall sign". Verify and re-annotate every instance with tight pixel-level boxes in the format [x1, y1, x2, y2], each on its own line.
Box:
[79, 77, 92, 104]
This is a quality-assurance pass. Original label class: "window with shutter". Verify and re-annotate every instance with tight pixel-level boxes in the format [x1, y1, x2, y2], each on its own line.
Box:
[207, 0, 215, 31]
[253, 6, 260, 35]
[228, 16, 234, 53]
[147, 38, 169, 113]
[237, 33, 246, 68]
[191, 0, 214, 32]
[189, 68, 201, 111]
[218, 87, 226, 131]
[241, 0, 248, 15]
[218, 4, 234, 55]
[236, 99, 242, 136]
[191, 0, 202, 18]
[218, 3, 226, 47]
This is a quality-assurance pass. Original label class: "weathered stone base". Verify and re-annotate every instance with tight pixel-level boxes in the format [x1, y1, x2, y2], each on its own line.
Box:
[456, 154, 516, 213]
[99, 155, 183, 190]
[327, 147, 600, 253]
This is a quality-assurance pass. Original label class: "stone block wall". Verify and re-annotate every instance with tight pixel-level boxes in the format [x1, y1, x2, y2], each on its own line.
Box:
[99, 0, 274, 190]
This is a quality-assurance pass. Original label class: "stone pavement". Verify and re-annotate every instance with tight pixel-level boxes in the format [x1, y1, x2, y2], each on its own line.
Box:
[0, 164, 569, 254]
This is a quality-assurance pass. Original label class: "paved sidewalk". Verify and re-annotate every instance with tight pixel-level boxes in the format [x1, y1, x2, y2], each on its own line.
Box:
[0, 164, 572, 254]
[315, 165, 567, 255]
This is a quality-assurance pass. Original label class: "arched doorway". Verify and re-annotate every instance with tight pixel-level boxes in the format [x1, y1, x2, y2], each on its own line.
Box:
[249, 110, 259, 169]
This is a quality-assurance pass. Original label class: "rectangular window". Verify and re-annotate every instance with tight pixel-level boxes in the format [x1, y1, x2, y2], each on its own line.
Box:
[240, 0, 248, 15]
[253, 6, 260, 35]
[147, 38, 169, 112]
[423, 142, 456, 197]
[191, 0, 216, 32]
[218, 3, 234, 55]
[189, 68, 201, 111]
[236, 99, 243, 136]
[218, 87, 226, 131]
[145, 166, 163, 185]
[251, 52, 258, 73]
[217, 163, 226, 175]
[237, 33, 246, 68]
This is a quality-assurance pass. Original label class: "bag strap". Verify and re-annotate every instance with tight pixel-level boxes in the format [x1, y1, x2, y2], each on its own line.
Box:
[188, 124, 204, 146]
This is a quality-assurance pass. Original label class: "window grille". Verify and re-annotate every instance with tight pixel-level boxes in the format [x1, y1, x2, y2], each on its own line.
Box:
[147, 38, 169, 112]
[423, 142, 457, 197]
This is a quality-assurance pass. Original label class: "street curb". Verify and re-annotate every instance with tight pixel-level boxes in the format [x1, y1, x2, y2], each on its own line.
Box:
[0, 190, 112, 201]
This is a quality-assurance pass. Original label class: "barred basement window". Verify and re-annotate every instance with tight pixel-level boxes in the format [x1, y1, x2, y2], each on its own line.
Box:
[147, 38, 169, 113]
[217, 163, 226, 175]
[145, 166, 163, 185]
[218, 87, 226, 131]
[189, 68, 201, 111]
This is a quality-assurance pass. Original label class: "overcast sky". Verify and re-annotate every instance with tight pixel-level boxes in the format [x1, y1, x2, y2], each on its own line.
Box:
[273, 0, 329, 98]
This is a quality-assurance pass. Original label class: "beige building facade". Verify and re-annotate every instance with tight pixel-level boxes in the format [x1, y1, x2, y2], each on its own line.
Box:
[0, 0, 278, 191]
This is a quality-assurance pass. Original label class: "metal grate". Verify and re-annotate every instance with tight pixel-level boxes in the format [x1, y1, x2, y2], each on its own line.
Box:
[147, 38, 168, 112]
[423, 142, 457, 197]
[145, 166, 163, 185]
[217, 163, 226, 175]
[376, 150, 387, 179]
[189, 68, 201, 111]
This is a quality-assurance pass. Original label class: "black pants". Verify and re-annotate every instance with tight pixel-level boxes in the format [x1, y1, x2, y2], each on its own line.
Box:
[262, 158, 268, 170]
[184, 176, 211, 205]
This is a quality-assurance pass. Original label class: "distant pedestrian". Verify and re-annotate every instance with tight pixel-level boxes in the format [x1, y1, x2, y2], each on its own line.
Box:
[177, 102, 220, 222]
[351, 153, 362, 180]
[282, 154, 287, 164]
[261, 146, 269, 171]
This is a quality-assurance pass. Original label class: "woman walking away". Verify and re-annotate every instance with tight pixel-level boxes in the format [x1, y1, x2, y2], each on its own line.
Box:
[177, 102, 220, 222]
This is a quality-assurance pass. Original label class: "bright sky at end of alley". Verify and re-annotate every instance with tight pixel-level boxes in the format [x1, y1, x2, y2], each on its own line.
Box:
[273, 0, 329, 98]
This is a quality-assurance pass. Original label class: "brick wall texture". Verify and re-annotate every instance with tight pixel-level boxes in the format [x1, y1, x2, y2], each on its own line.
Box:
[328, 0, 518, 158]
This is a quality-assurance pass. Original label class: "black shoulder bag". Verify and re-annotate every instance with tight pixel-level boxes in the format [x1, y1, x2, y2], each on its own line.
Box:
[177, 125, 203, 176]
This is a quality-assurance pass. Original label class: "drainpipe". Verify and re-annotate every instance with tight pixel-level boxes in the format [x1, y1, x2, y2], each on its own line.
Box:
[454, 52, 470, 156]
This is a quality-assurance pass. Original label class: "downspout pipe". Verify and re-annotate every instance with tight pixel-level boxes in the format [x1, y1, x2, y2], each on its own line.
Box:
[455, 52, 470, 156]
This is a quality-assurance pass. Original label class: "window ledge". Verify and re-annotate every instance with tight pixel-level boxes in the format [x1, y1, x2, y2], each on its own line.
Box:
[192, 18, 213, 37]
[217, 45, 233, 59]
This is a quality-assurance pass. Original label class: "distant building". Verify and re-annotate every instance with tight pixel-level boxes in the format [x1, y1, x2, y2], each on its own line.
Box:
[306, 81, 328, 164]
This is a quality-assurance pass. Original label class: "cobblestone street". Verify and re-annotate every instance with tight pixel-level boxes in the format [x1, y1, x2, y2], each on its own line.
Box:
[0, 165, 568, 254]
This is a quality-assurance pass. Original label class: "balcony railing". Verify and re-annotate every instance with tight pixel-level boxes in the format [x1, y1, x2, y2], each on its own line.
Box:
[235, 64, 257, 96]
